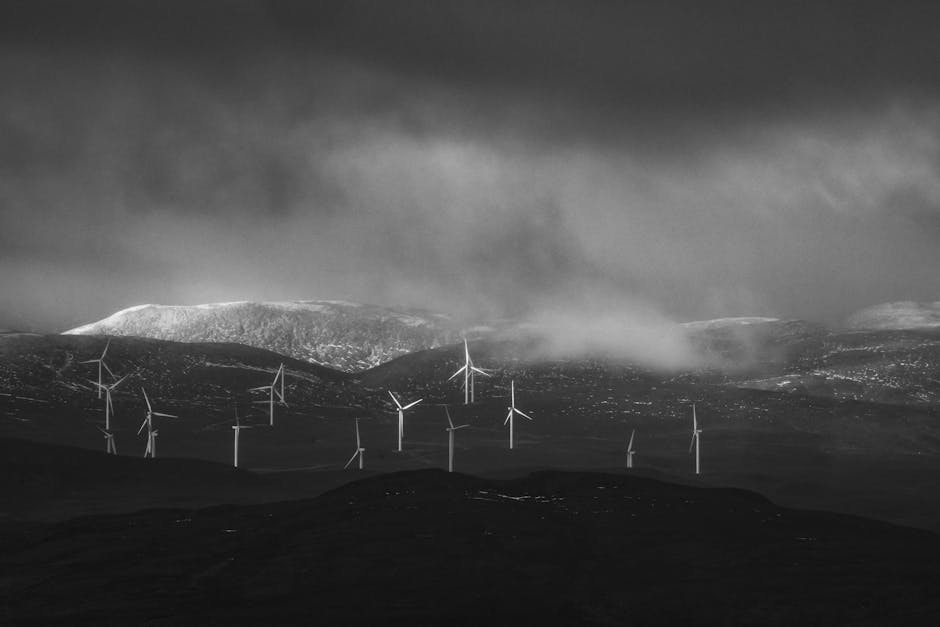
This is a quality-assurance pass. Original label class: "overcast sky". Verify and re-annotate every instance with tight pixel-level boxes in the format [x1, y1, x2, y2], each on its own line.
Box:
[2, 0, 940, 332]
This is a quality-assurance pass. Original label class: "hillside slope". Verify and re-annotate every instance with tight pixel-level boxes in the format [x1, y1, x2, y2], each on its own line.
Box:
[65, 301, 463, 371]
[2, 469, 939, 625]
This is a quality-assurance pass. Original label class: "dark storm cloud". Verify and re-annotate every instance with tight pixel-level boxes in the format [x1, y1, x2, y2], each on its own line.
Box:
[2, 0, 940, 358]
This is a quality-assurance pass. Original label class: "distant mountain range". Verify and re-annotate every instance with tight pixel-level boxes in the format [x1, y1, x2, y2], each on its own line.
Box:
[65, 301, 465, 372]
[847, 301, 940, 330]
[63, 300, 940, 406]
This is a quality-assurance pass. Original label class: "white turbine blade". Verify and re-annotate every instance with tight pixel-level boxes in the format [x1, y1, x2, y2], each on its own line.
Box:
[402, 399, 422, 410]
[107, 393, 115, 416]
[111, 374, 129, 389]
[89, 380, 106, 390]
[470, 367, 492, 377]
[355, 420, 361, 448]
[97, 426, 109, 435]
[455, 424, 470, 430]
[448, 365, 467, 381]
[102, 361, 115, 378]
[515, 408, 534, 421]
[692, 403, 697, 431]
[388, 391, 403, 409]
[141, 388, 152, 412]
[504, 409, 513, 425]
[511, 380, 515, 407]
[344, 450, 359, 469]
[248, 385, 271, 392]
[464, 338, 470, 361]
[100, 339, 111, 359]
[628, 429, 635, 450]
[152, 412, 177, 418]
[137, 418, 148, 435]
[689, 433, 697, 453]
[79, 358, 99, 364]
[444, 407, 454, 429]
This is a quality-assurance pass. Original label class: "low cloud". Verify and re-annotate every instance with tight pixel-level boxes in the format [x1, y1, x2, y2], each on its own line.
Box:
[2, 3, 940, 333]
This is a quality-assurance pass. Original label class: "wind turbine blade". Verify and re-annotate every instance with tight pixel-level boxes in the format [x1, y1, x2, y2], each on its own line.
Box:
[402, 399, 422, 410]
[141, 388, 152, 412]
[137, 419, 148, 435]
[344, 450, 359, 469]
[628, 429, 635, 451]
[102, 361, 115, 378]
[101, 339, 111, 359]
[692, 403, 697, 431]
[470, 367, 492, 377]
[455, 424, 470, 430]
[387, 391, 403, 409]
[248, 386, 271, 392]
[97, 426, 108, 435]
[511, 380, 515, 407]
[89, 380, 106, 389]
[504, 409, 513, 425]
[448, 365, 467, 381]
[355, 420, 361, 448]
[112, 374, 129, 389]
[152, 412, 177, 418]
[515, 408, 534, 421]
[444, 407, 454, 429]
[79, 359, 98, 364]
[689, 434, 697, 453]
[107, 393, 114, 416]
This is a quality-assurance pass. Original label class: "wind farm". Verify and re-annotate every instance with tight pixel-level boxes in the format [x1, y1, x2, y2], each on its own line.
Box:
[5, 2, 940, 622]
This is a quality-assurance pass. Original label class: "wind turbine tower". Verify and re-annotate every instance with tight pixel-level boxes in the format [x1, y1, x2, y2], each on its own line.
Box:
[689, 403, 702, 475]
[444, 406, 469, 473]
[250, 365, 288, 427]
[92, 374, 128, 430]
[389, 391, 422, 452]
[97, 426, 117, 455]
[504, 380, 533, 450]
[627, 428, 636, 469]
[81, 339, 114, 399]
[448, 339, 492, 404]
[344, 417, 366, 470]
[139, 388, 177, 459]
[232, 408, 253, 468]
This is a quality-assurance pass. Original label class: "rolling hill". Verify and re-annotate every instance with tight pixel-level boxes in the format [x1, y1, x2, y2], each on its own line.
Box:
[2, 468, 939, 625]
[64, 300, 465, 371]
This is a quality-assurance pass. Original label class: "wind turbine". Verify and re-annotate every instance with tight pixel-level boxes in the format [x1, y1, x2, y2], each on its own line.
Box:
[504, 380, 533, 450]
[444, 406, 469, 473]
[689, 403, 702, 475]
[344, 417, 366, 470]
[91, 374, 128, 430]
[388, 391, 422, 452]
[627, 428, 636, 469]
[448, 339, 492, 404]
[138, 387, 177, 459]
[232, 408, 253, 468]
[250, 366, 288, 427]
[97, 426, 117, 455]
[81, 339, 114, 399]
[272, 363, 286, 403]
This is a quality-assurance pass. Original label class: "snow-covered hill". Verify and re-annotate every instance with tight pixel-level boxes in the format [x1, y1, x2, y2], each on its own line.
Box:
[65, 301, 462, 372]
[847, 301, 940, 330]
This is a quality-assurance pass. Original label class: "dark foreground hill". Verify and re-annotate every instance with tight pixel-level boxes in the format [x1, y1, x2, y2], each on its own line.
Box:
[0, 437, 372, 523]
[1, 468, 939, 626]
